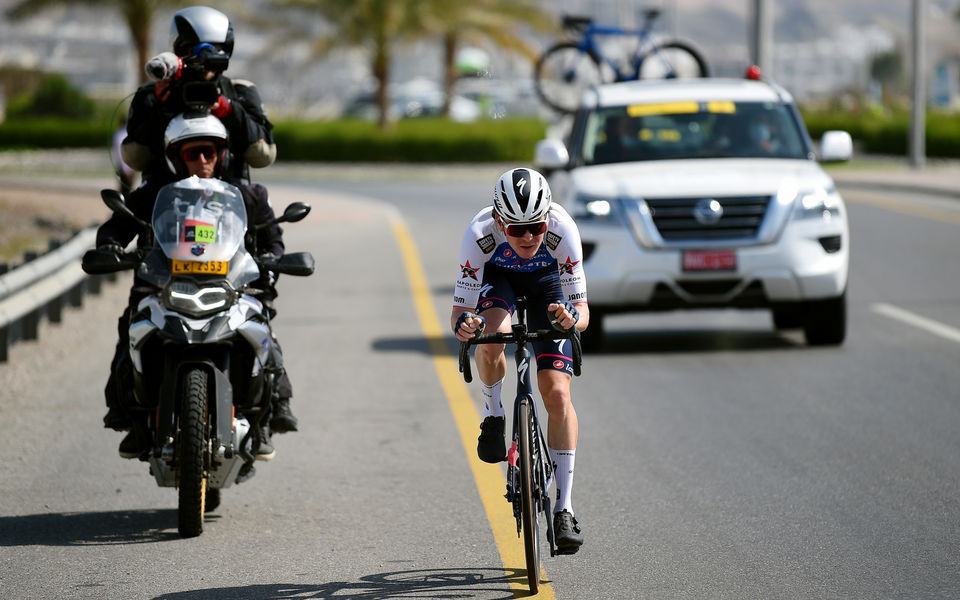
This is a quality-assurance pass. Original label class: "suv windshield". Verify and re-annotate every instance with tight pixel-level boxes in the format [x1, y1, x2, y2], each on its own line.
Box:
[582, 101, 807, 164]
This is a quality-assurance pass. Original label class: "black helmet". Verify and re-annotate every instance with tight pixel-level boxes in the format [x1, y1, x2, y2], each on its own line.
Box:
[170, 6, 235, 59]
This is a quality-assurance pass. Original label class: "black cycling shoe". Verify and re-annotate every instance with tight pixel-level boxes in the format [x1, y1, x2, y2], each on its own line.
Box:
[269, 398, 299, 433]
[553, 510, 583, 554]
[477, 416, 507, 463]
[103, 406, 131, 431]
[118, 431, 144, 459]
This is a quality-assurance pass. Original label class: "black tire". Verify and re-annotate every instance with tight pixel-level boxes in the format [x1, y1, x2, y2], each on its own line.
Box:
[580, 310, 604, 352]
[803, 293, 847, 346]
[178, 368, 208, 538]
[535, 42, 607, 114]
[636, 40, 710, 80]
[518, 399, 540, 593]
[772, 306, 804, 330]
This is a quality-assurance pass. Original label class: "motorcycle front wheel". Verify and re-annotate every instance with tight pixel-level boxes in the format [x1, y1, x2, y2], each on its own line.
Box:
[178, 368, 209, 537]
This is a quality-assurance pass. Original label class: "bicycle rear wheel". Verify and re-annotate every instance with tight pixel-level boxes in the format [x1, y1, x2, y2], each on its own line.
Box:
[637, 41, 710, 80]
[535, 42, 607, 114]
[518, 398, 540, 593]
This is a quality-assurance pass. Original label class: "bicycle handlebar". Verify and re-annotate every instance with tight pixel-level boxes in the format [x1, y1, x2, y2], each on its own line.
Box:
[458, 328, 583, 383]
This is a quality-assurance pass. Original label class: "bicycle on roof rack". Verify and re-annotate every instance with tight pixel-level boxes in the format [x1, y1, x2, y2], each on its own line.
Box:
[535, 9, 710, 114]
[458, 297, 583, 594]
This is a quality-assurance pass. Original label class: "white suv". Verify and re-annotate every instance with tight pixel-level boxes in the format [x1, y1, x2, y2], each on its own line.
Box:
[534, 76, 853, 348]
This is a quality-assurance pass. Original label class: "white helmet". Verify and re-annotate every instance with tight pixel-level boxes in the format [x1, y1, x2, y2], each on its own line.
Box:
[163, 112, 229, 176]
[492, 167, 552, 223]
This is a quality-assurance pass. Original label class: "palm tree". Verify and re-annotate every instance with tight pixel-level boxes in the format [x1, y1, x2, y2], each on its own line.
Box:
[6, 0, 187, 85]
[417, 0, 555, 118]
[274, 0, 426, 129]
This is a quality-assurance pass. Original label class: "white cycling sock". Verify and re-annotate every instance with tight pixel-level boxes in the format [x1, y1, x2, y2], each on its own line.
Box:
[549, 447, 576, 515]
[481, 378, 505, 418]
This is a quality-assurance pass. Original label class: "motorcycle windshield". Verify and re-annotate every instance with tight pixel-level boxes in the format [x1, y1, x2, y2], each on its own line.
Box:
[152, 176, 247, 263]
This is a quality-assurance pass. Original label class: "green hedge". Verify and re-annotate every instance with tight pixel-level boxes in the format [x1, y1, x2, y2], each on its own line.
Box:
[801, 109, 960, 158]
[0, 117, 114, 150]
[272, 118, 546, 162]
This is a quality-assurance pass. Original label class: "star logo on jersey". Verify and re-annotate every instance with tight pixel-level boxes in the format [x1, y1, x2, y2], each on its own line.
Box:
[559, 256, 580, 275]
[460, 260, 480, 281]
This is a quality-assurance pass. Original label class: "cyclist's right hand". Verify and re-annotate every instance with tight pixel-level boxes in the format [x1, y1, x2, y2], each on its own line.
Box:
[455, 311, 486, 342]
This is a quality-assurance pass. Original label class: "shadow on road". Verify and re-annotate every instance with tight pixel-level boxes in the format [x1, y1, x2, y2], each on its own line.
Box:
[151, 567, 526, 599]
[0, 509, 187, 546]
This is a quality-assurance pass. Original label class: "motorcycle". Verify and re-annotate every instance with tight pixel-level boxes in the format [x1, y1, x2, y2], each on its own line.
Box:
[83, 176, 314, 537]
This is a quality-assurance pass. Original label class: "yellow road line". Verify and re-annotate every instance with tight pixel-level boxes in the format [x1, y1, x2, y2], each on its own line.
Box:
[391, 219, 557, 599]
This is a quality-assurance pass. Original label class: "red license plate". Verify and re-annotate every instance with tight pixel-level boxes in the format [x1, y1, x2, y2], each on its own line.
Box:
[682, 250, 737, 271]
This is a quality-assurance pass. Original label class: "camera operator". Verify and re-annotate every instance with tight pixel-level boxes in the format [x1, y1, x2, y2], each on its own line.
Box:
[121, 5, 276, 189]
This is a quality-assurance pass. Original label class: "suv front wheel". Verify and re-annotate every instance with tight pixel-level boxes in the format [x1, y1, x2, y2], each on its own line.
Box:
[802, 292, 847, 346]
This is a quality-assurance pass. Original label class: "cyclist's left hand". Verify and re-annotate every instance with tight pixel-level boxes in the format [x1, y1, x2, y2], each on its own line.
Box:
[548, 301, 579, 331]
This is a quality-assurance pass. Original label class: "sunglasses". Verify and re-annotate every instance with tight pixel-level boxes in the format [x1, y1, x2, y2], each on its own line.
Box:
[504, 220, 548, 237]
[182, 145, 217, 162]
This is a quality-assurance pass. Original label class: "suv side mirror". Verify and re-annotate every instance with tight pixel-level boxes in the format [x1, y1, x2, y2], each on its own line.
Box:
[534, 139, 570, 171]
[819, 130, 853, 163]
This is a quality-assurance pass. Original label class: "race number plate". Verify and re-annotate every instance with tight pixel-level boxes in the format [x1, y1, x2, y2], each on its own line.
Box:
[171, 259, 228, 275]
[682, 250, 737, 272]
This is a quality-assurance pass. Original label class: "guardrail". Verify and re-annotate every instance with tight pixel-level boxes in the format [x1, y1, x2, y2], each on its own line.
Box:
[0, 227, 114, 362]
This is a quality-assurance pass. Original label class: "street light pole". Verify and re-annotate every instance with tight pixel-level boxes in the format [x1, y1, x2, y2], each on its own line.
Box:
[910, 0, 926, 168]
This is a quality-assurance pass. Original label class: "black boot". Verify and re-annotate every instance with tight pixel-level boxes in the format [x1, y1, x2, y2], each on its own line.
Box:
[269, 398, 299, 433]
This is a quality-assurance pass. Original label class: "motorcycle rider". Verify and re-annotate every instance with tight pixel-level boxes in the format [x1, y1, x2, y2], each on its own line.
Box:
[98, 113, 295, 460]
[451, 168, 589, 554]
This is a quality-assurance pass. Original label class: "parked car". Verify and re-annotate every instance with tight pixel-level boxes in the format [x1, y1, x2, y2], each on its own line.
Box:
[534, 73, 853, 349]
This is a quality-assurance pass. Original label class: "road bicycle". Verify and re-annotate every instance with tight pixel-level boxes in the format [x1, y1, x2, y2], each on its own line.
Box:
[458, 298, 582, 594]
[535, 9, 710, 113]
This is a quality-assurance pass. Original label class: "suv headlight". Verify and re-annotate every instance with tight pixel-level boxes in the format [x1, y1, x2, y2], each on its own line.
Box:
[792, 186, 842, 221]
[163, 279, 235, 318]
[572, 193, 617, 222]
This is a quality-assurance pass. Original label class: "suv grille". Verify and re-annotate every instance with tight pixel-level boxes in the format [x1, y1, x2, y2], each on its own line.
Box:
[645, 195, 772, 241]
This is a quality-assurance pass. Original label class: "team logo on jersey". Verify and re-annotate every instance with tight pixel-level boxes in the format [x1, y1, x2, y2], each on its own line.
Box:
[503, 248, 513, 258]
[559, 256, 580, 275]
[476, 234, 495, 254]
[553, 360, 565, 369]
[481, 300, 493, 309]
[460, 260, 480, 281]
[545, 231, 562, 250]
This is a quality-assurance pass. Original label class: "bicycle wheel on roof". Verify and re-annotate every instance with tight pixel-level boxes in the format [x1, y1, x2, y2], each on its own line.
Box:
[535, 42, 609, 113]
[636, 40, 710, 80]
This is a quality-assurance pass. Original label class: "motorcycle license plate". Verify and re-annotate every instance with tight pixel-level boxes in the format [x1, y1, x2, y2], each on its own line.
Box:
[171, 259, 228, 275]
[682, 250, 737, 272]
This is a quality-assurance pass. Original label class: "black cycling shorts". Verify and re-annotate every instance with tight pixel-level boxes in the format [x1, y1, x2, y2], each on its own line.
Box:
[475, 264, 574, 376]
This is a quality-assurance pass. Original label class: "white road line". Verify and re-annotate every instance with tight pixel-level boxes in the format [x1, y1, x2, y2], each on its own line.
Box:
[871, 303, 960, 345]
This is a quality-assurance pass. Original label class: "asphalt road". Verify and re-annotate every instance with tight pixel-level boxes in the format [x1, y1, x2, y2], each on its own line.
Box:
[0, 170, 958, 599]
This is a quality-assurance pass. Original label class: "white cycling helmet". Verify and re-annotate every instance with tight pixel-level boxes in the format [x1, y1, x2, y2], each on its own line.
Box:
[163, 112, 229, 176]
[492, 167, 552, 223]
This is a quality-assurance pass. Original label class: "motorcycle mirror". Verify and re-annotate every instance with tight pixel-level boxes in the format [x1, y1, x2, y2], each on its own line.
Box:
[100, 189, 149, 229]
[280, 202, 311, 224]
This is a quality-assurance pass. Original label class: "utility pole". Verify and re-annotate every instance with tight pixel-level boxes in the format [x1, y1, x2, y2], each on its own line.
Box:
[751, 0, 773, 75]
[909, 0, 926, 168]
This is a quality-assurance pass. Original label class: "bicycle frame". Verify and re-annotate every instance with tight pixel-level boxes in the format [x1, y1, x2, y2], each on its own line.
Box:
[574, 23, 657, 82]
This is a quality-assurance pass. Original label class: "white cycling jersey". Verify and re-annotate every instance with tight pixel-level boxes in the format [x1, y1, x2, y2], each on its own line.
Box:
[453, 204, 588, 309]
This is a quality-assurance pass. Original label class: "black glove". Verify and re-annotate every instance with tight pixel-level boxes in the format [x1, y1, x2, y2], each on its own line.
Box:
[549, 301, 580, 331]
[98, 242, 123, 255]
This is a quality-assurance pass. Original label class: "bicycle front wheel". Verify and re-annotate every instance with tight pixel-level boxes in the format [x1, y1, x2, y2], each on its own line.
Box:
[518, 398, 540, 593]
[535, 42, 606, 114]
[637, 41, 710, 80]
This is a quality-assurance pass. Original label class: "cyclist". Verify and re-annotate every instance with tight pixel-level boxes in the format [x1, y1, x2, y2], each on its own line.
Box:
[450, 167, 589, 554]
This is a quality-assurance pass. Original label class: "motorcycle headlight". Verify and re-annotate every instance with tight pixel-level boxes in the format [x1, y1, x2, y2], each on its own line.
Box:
[792, 186, 842, 221]
[163, 280, 235, 318]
